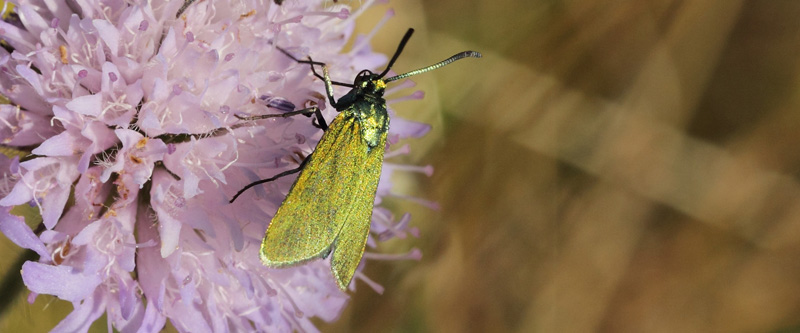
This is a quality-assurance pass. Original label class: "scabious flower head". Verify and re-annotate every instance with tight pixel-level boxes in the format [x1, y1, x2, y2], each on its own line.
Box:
[0, 0, 431, 331]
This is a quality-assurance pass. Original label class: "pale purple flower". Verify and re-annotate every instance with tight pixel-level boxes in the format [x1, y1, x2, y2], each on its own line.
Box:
[0, 0, 432, 331]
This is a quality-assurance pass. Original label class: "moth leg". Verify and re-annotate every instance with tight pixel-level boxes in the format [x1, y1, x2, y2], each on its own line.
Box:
[229, 155, 311, 203]
[175, 0, 197, 18]
[234, 106, 317, 122]
[317, 64, 338, 109]
[310, 107, 328, 131]
[274, 47, 353, 108]
[235, 106, 327, 131]
[274, 47, 353, 87]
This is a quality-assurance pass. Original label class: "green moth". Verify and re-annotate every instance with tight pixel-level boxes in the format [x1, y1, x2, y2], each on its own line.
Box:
[231, 28, 480, 290]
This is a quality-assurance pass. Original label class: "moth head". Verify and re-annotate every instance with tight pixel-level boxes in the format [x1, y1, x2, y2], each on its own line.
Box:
[354, 69, 386, 96]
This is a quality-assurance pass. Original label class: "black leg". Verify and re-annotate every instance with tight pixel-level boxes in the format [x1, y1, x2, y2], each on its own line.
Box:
[234, 107, 317, 121]
[275, 46, 351, 108]
[275, 47, 352, 86]
[235, 106, 327, 131]
[229, 156, 311, 203]
[175, 0, 197, 17]
[311, 107, 328, 131]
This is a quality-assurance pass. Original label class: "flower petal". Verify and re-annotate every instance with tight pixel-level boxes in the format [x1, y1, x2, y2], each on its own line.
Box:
[0, 208, 50, 260]
[389, 117, 431, 139]
[66, 94, 103, 117]
[15, 65, 44, 96]
[0, 179, 33, 206]
[21, 261, 102, 302]
[138, 299, 167, 333]
[51, 290, 106, 333]
[0, 21, 36, 52]
[16, 4, 49, 40]
[31, 131, 75, 156]
[41, 183, 71, 229]
[94, 20, 120, 56]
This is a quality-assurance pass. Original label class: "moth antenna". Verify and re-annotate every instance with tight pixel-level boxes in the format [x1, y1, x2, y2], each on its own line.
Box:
[385, 51, 482, 83]
[378, 28, 415, 78]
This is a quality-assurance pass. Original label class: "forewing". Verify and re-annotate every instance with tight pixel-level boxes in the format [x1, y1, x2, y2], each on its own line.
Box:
[260, 113, 366, 267]
[330, 129, 387, 289]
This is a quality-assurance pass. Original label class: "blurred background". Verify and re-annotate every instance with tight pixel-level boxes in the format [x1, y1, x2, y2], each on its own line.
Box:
[4, 0, 800, 332]
[332, 0, 800, 332]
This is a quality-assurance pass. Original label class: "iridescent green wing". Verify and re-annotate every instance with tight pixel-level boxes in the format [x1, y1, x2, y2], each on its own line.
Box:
[260, 112, 368, 268]
[329, 125, 387, 289]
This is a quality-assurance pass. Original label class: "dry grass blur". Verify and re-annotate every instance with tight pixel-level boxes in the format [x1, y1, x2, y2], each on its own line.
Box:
[329, 0, 800, 332]
[3, 0, 800, 332]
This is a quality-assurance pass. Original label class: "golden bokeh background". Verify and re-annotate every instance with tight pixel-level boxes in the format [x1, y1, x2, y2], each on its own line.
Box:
[335, 0, 800, 332]
[4, 0, 800, 332]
